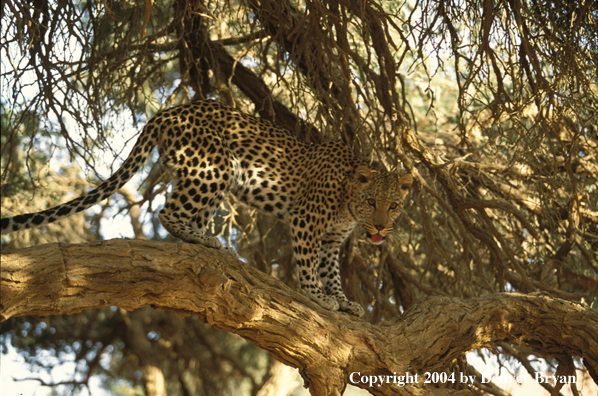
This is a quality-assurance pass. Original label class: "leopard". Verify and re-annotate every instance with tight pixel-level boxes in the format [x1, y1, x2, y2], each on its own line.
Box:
[1, 100, 413, 317]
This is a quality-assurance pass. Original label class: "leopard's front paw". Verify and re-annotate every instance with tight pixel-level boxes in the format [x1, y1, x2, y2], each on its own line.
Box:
[308, 292, 340, 311]
[340, 300, 364, 317]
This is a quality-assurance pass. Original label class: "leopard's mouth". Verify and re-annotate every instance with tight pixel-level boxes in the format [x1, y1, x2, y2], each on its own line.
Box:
[366, 232, 386, 245]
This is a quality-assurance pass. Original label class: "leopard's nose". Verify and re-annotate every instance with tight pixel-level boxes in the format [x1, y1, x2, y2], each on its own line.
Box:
[375, 224, 384, 231]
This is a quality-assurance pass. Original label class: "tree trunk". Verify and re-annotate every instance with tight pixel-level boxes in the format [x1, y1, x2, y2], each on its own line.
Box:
[2, 239, 596, 395]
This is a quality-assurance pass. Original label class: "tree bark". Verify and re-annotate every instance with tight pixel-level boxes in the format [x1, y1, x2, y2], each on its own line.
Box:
[1, 239, 596, 396]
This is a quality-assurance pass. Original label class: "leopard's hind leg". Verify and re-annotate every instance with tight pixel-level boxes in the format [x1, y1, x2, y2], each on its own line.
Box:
[158, 129, 233, 251]
[158, 183, 225, 249]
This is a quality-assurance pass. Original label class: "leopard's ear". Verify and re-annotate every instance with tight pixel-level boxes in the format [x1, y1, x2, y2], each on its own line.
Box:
[354, 165, 373, 184]
[399, 174, 413, 190]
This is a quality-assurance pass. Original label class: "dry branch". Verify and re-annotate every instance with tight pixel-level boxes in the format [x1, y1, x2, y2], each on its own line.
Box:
[2, 239, 596, 396]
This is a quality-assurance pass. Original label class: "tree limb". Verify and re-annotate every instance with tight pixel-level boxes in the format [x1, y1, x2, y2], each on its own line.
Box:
[2, 239, 596, 395]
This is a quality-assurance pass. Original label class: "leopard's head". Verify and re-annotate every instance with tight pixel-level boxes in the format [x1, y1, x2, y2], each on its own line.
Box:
[350, 165, 413, 245]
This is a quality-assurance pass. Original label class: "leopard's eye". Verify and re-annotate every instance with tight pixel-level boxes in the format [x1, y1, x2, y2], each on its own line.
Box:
[389, 202, 398, 209]
[367, 198, 376, 206]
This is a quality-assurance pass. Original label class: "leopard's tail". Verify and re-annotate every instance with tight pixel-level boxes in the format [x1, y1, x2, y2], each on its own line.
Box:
[1, 121, 159, 235]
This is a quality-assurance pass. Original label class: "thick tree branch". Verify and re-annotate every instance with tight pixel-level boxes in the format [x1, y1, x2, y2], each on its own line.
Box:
[2, 239, 596, 395]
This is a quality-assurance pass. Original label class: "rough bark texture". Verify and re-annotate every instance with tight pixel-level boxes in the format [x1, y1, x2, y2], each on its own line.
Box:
[2, 239, 596, 396]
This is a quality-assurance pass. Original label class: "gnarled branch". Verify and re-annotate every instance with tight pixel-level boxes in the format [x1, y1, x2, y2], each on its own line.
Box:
[2, 239, 596, 395]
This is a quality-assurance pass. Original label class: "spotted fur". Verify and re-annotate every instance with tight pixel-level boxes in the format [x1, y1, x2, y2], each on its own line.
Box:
[1, 101, 413, 316]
